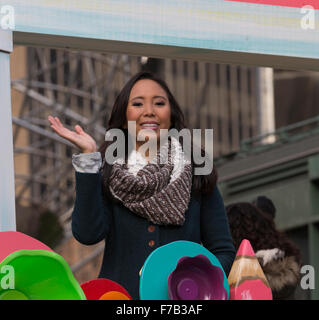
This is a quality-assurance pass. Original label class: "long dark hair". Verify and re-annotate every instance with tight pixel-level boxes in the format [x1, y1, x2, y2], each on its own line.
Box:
[99, 71, 218, 201]
[226, 202, 301, 264]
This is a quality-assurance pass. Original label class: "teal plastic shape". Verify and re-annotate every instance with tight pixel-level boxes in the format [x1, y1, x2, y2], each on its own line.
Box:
[139, 240, 229, 300]
[0, 250, 86, 300]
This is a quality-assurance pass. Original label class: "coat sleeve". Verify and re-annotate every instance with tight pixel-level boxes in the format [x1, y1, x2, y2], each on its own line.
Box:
[71, 171, 112, 245]
[200, 185, 236, 276]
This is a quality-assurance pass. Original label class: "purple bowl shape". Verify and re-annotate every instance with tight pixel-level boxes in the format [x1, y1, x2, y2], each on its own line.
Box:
[167, 254, 227, 300]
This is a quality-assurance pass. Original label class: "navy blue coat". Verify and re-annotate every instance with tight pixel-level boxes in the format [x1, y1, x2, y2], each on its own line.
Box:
[71, 171, 236, 300]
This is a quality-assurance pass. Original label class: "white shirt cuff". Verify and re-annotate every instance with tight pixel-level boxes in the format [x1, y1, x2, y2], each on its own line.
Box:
[72, 152, 102, 173]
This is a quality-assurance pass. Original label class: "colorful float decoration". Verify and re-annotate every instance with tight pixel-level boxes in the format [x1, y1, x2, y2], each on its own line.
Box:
[80, 278, 132, 300]
[0, 231, 132, 300]
[1, 232, 273, 300]
[227, 239, 273, 300]
[0, 230, 53, 262]
[0, 249, 86, 300]
[139, 240, 229, 300]
[168, 255, 227, 300]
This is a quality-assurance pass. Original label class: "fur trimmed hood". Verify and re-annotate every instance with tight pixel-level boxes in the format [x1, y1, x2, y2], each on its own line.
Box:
[256, 248, 301, 300]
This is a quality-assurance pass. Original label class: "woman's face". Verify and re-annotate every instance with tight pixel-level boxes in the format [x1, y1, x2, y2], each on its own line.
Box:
[125, 79, 171, 148]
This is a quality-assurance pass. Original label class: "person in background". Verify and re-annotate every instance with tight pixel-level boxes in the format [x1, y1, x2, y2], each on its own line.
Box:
[252, 195, 276, 221]
[226, 202, 301, 300]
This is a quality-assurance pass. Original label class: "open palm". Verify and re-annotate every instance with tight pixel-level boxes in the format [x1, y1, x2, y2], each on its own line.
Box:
[48, 115, 97, 153]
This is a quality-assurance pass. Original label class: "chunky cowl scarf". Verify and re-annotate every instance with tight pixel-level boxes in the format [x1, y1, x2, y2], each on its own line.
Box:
[108, 137, 193, 226]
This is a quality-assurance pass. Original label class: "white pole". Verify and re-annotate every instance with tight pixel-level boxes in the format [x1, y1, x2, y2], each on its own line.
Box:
[0, 29, 16, 231]
[256, 67, 276, 144]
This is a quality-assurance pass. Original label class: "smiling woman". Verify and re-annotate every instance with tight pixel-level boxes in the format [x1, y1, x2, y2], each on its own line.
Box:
[124, 78, 171, 157]
[48, 71, 236, 299]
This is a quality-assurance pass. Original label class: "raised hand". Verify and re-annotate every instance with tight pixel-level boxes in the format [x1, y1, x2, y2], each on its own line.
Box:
[48, 115, 97, 153]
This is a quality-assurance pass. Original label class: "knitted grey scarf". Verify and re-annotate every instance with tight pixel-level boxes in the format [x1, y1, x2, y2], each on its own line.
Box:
[108, 137, 193, 226]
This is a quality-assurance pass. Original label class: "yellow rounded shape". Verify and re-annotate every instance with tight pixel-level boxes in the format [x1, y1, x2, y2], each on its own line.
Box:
[0, 290, 28, 300]
[99, 291, 130, 300]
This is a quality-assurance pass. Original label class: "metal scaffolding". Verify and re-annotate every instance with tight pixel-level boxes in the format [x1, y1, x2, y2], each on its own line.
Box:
[11, 48, 141, 238]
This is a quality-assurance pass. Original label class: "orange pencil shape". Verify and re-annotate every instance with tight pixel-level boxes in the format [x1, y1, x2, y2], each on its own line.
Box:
[228, 239, 272, 300]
